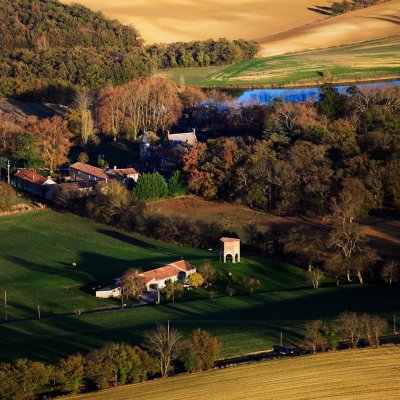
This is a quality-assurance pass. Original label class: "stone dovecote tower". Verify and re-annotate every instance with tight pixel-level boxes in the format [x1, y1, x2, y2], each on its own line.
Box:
[220, 237, 240, 263]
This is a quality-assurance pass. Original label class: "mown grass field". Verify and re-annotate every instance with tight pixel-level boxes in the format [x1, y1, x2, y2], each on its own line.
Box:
[164, 36, 400, 87]
[0, 211, 398, 364]
[0, 210, 304, 321]
[69, 347, 400, 400]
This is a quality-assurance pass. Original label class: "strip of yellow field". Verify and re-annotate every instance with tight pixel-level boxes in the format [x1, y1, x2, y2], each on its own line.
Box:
[259, 0, 400, 56]
[69, 347, 400, 400]
[61, 0, 332, 44]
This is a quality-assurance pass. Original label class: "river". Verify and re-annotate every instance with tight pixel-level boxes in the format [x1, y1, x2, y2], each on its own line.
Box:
[237, 80, 400, 105]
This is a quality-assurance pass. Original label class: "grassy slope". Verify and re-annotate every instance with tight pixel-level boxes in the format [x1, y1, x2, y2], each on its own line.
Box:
[164, 36, 400, 87]
[0, 211, 398, 363]
[70, 347, 400, 400]
[0, 211, 303, 327]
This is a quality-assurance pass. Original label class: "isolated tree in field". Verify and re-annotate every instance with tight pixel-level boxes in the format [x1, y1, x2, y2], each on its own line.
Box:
[324, 253, 346, 286]
[143, 324, 182, 378]
[304, 320, 326, 354]
[335, 311, 362, 349]
[307, 267, 324, 289]
[162, 280, 184, 304]
[244, 277, 261, 295]
[135, 172, 168, 201]
[122, 268, 145, 300]
[189, 328, 221, 371]
[381, 260, 399, 285]
[56, 354, 85, 394]
[187, 272, 204, 288]
[198, 261, 218, 285]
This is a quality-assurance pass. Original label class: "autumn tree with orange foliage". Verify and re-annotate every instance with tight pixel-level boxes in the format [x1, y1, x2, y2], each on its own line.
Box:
[98, 77, 183, 141]
[26, 115, 72, 172]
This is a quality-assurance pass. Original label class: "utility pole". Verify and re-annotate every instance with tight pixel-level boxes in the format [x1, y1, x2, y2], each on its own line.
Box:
[37, 305, 41, 320]
[4, 290, 7, 322]
[280, 331, 283, 347]
[7, 159, 10, 184]
[394, 315, 397, 335]
[167, 320, 170, 344]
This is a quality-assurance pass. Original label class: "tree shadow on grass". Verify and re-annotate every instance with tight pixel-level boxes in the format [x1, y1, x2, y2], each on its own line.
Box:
[308, 6, 332, 16]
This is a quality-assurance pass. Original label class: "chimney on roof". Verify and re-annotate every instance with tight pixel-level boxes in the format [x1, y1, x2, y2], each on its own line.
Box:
[192, 128, 196, 135]
[114, 166, 117, 170]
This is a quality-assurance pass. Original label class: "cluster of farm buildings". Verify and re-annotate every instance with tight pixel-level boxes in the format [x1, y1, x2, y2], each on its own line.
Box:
[10, 130, 198, 199]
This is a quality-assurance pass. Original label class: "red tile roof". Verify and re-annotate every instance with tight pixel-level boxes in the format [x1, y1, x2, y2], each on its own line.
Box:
[106, 168, 139, 178]
[140, 260, 196, 284]
[220, 237, 240, 243]
[70, 162, 108, 180]
[14, 169, 48, 185]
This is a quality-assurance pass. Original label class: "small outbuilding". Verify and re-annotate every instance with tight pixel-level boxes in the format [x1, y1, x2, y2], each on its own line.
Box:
[220, 237, 241, 263]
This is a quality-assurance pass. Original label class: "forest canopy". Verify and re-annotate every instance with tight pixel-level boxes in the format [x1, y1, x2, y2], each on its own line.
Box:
[0, 0, 259, 103]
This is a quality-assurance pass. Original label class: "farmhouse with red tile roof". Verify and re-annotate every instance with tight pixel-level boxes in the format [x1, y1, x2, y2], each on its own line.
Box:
[140, 260, 196, 291]
[13, 168, 56, 197]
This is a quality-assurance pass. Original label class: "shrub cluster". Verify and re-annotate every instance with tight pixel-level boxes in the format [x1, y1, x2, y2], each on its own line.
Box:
[0, 327, 220, 399]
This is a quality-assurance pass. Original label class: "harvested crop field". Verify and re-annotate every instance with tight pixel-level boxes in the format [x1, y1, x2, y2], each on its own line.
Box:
[69, 347, 400, 400]
[259, 0, 400, 56]
[62, 0, 333, 44]
[63, 0, 400, 57]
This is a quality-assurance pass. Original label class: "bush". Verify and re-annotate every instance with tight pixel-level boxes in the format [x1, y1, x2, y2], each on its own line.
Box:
[135, 172, 168, 201]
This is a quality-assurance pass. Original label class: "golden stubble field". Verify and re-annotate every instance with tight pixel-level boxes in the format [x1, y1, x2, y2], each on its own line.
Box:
[68, 347, 400, 400]
[61, 0, 333, 43]
[62, 0, 400, 56]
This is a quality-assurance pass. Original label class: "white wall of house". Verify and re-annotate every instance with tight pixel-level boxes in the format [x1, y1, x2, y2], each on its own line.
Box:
[96, 286, 121, 299]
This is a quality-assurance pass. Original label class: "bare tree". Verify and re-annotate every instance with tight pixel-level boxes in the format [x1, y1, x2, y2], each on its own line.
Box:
[369, 315, 388, 347]
[324, 253, 346, 286]
[244, 277, 261, 295]
[304, 320, 327, 354]
[329, 224, 367, 282]
[381, 260, 399, 285]
[122, 268, 145, 300]
[335, 311, 362, 349]
[307, 267, 324, 289]
[351, 246, 380, 285]
[143, 324, 181, 378]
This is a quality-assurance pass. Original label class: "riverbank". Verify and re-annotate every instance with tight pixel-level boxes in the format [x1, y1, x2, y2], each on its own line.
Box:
[161, 36, 400, 89]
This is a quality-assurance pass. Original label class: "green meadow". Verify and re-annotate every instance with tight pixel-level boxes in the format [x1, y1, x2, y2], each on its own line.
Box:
[0, 211, 398, 363]
[164, 36, 400, 87]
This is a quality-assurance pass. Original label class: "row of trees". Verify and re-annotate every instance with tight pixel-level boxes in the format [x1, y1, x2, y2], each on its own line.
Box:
[331, 0, 388, 15]
[303, 312, 388, 353]
[147, 39, 260, 69]
[0, 326, 221, 400]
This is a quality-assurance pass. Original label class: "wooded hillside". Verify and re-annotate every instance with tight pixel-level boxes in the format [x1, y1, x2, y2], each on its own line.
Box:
[0, 0, 150, 101]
